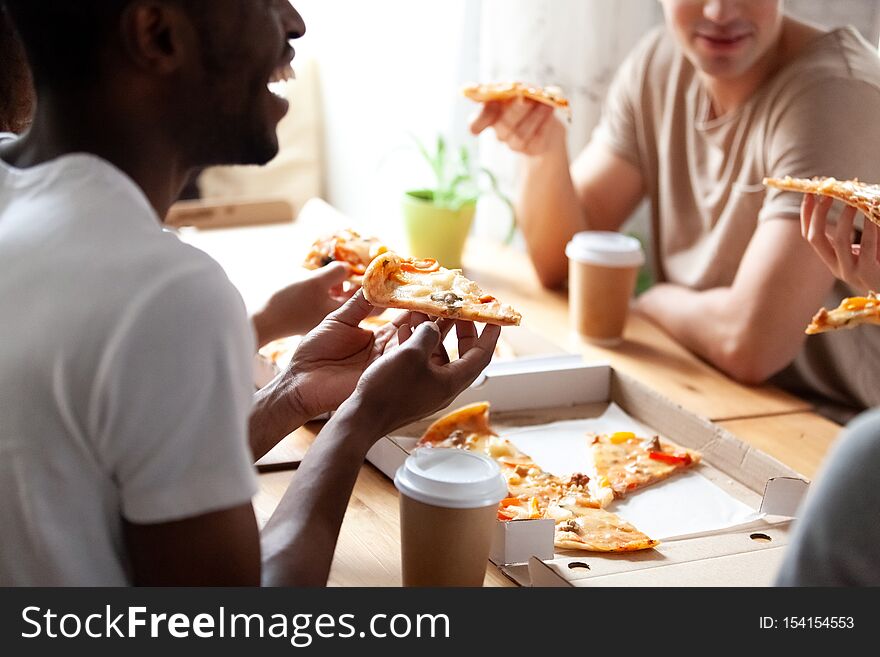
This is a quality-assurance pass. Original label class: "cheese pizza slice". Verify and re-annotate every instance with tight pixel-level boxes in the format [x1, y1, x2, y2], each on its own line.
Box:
[547, 499, 660, 552]
[763, 176, 880, 228]
[303, 228, 388, 282]
[416, 403, 652, 552]
[462, 81, 572, 120]
[589, 431, 701, 500]
[806, 292, 880, 335]
[416, 402, 565, 502]
[362, 252, 522, 326]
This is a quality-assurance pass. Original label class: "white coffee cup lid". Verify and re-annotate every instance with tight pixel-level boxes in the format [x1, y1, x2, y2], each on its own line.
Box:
[394, 448, 508, 509]
[565, 231, 645, 268]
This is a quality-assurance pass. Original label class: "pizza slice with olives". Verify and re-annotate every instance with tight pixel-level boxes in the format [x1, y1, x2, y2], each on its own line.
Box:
[415, 402, 655, 552]
[362, 252, 521, 326]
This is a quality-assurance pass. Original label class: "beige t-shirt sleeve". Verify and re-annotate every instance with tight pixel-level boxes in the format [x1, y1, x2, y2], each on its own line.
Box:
[760, 78, 880, 223]
[590, 35, 656, 170]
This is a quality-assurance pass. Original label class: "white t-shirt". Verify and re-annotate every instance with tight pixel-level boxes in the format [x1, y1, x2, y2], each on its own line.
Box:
[0, 136, 258, 585]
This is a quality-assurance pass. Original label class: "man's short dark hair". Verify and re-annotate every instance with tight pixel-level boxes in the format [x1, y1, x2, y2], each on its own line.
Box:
[3, 0, 224, 92]
[2, 1, 132, 89]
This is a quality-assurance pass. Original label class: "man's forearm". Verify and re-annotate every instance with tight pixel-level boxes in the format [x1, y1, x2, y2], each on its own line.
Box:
[636, 283, 786, 384]
[259, 397, 383, 586]
[249, 375, 311, 461]
[517, 128, 585, 288]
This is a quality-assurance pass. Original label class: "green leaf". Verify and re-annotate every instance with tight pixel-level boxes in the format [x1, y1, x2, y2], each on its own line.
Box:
[399, 134, 515, 241]
[479, 166, 516, 244]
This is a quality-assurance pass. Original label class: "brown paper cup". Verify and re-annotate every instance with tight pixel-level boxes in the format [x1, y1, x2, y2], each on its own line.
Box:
[394, 448, 507, 587]
[399, 495, 498, 587]
[569, 260, 639, 346]
[566, 232, 644, 346]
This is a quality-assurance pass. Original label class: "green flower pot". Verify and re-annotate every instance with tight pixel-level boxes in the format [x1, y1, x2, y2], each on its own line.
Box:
[402, 190, 476, 270]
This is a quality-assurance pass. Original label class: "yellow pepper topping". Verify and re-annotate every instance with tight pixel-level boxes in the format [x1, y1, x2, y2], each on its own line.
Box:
[610, 431, 636, 444]
[843, 297, 872, 311]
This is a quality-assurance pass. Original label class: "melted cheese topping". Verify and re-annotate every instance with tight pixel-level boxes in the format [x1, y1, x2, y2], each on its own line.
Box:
[417, 403, 659, 552]
[591, 434, 700, 498]
[808, 292, 880, 333]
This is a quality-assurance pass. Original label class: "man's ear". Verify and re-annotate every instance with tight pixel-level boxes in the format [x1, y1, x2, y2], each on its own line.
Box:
[118, 1, 193, 75]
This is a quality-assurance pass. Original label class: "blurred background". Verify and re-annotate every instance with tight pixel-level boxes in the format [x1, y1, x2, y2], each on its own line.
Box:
[194, 0, 880, 250]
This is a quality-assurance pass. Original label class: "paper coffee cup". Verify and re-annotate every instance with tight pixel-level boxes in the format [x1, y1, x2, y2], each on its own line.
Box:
[565, 232, 644, 346]
[394, 448, 508, 587]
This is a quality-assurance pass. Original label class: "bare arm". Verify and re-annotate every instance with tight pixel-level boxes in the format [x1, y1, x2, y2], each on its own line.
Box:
[257, 399, 379, 586]
[124, 504, 262, 586]
[635, 219, 836, 384]
[471, 101, 644, 288]
[251, 262, 352, 349]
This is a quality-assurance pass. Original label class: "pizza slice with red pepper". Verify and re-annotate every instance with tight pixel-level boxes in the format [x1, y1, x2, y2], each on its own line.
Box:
[589, 431, 701, 499]
[805, 292, 880, 334]
[362, 252, 522, 326]
[416, 402, 656, 552]
[303, 228, 388, 283]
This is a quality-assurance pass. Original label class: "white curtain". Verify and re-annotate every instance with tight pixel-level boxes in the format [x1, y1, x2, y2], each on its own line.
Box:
[474, 0, 663, 241]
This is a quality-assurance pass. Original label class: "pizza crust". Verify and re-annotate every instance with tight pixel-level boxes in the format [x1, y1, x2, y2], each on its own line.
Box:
[362, 252, 522, 326]
[462, 81, 572, 120]
[763, 176, 880, 228]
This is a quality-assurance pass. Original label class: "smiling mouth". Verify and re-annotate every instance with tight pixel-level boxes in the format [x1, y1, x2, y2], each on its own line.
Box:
[268, 61, 296, 99]
[696, 32, 750, 47]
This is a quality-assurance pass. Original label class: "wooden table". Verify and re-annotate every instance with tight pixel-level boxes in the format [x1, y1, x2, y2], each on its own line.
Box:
[464, 240, 812, 422]
[178, 198, 843, 587]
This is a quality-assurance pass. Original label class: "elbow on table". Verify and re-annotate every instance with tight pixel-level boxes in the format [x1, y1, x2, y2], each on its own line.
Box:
[714, 337, 788, 386]
[534, 266, 566, 291]
[526, 251, 567, 290]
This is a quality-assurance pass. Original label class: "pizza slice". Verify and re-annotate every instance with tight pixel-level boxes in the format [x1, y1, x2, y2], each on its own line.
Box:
[546, 500, 660, 552]
[462, 81, 572, 120]
[362, 252, 522, 326]
[416, 402, 559, 501]
[806, 292, 880, 334]
[763, 176, 880, 228]
[416, 402, 653, 552]
[303, 228, 388, 282]
[589, 431, 701, 499]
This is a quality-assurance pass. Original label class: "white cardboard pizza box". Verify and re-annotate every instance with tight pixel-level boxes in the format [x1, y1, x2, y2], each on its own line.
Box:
[365, 357, 809, 587]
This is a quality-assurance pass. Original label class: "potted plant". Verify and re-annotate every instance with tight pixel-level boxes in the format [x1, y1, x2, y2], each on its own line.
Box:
[402, 135, 513, 270]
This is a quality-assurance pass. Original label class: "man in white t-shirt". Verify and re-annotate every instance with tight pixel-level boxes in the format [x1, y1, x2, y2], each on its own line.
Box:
[0, 1, 500, 586]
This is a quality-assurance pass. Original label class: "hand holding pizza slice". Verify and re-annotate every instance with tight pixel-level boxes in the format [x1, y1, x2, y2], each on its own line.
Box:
[362, 252, 522, 326]
[462, 81, 572, 121]
[763, 176, 880, 228]
[303, 228, 388, 283]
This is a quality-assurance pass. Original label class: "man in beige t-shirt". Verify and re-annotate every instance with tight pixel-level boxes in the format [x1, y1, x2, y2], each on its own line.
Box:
[471, 0, 880, 418]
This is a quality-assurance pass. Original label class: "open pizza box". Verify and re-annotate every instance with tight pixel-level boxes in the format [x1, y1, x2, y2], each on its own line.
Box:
[365, 357, 810, 587]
